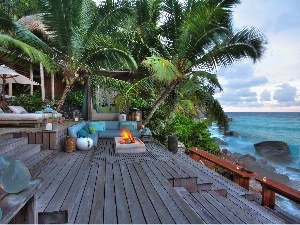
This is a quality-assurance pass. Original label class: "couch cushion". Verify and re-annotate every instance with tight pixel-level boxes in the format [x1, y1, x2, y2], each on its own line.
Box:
[88, 134, 98, 146]
[78, 128, 88, 137]
[8, 106, 28, 114]
[89, 121, 106, 132]
[105, 121, 119, 130]
[83, 125, 90, 134]
[119, 121, 137, 131]
[67, 121, 86, 137]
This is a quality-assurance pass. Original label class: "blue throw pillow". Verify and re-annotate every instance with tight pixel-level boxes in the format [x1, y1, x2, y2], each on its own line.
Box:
[78, 128, 88, 137]
[90, 121, 106, 132]
[83, 125, 89, 134]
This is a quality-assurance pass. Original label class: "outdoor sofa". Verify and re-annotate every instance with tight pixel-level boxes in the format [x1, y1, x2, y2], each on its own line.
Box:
[67, 120, 141, 147]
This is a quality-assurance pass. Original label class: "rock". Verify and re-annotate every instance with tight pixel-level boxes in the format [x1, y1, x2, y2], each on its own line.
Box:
[224, 131, 239, 137]
[254, 141, 292, 160]
[237, 154, 256, 167]
[213, 137, 228, 146]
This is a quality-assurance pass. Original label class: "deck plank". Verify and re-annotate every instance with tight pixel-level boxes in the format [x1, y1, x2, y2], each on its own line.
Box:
[74, 163, 99, 224]
[142, 161, 203, 224]
[133, 162, 176, 224]
[103, 163, 117, 224]
[113, 163, 132, 224]
[126, 162, 161, 223]
[88, 163, 106, 224]
[119, 162, 146, 224]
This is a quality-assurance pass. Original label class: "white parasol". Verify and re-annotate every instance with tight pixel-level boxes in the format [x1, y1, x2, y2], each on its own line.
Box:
[0, 65, 40, 110]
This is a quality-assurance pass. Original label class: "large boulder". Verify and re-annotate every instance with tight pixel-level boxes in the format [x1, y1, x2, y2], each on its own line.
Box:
[254, 141, 292, 160]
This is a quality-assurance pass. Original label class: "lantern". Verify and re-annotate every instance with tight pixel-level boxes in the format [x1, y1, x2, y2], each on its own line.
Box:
[42, 105, 56, 130]
[129, 108, 141, 122]
[73, 110, 81, 122]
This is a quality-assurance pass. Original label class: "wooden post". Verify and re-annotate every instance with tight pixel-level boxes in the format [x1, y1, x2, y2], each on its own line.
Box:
[30, 64, 33, 95]
[51, 72, 55, 101]
[261, 184, 276, 208]
[168, 135, 178, 153]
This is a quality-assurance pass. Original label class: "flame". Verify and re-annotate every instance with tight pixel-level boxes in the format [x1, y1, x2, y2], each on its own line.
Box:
[121, 129, 135, 143]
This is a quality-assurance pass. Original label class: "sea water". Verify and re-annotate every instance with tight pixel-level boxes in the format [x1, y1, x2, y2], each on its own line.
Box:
[209, 112, 300, 218]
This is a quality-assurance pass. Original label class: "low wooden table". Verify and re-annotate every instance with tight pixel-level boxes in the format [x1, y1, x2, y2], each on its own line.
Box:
[0, 178, 43, 224]
[114, 137, 146, 154]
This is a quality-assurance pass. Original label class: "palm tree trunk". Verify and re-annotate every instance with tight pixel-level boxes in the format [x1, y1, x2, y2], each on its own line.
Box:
[143, 80, 179, 126]
[56, 77, 76, 112]
[40, 63, 45, 101]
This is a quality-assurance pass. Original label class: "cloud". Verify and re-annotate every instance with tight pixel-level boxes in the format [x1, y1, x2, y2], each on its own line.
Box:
[273, 83, 297, 102]
[260, 90, 271, 101]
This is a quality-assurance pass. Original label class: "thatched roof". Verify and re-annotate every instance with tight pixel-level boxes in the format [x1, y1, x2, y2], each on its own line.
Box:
[18, 14, 50, 38]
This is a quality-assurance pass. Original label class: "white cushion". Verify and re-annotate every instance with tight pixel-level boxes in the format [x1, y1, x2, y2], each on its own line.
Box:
[8, 106, 28, 114]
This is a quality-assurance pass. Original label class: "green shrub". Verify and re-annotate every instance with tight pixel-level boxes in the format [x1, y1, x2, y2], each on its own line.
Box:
[65, 90, 84, 108]
[11, 91, 44, 112]
[151, 112, 220, 156]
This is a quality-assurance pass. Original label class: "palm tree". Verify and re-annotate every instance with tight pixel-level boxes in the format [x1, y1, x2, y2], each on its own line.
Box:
[1, 0, 137, 111]
[117, 0, 266, 127]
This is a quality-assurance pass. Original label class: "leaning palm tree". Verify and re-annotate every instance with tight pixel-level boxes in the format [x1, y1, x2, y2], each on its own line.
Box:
[117, 0, 266, 127]
[0, 0, 137, 111]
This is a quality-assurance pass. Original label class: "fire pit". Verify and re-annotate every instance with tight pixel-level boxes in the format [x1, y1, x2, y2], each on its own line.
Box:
[114, 129, 146, 154]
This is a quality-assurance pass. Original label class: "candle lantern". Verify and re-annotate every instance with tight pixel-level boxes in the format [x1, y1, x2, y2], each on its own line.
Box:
[73, 110, 81, 122]
[42, 105, 56, 130]
[129, 108, 142, 122]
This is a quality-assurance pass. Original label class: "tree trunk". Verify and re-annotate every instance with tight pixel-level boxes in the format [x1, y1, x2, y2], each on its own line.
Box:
[30, 64, 33, 95]
[143, 80, 179, 126]
[40, 63, 45, 101]
[56, 77, 76, 112]
[51, 72, 55, 101]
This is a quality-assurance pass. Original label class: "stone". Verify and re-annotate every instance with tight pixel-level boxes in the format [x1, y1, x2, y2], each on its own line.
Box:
[213, 137, 228, 146]
[224, 131, 239, 137]
[1, 160, 31, 193]
[254, 141, 292, 160]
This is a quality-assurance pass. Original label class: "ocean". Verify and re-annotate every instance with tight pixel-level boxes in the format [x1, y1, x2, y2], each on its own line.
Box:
[209, 112, 300, 218]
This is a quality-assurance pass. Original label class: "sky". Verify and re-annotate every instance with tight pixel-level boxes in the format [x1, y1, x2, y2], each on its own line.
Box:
[214, 0, 300, 112]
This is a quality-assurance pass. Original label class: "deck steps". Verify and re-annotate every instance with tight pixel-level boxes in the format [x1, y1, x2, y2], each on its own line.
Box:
[2, 143, 41, 162]
[0, 137, 29, 154]
[175, 187, 285, 224]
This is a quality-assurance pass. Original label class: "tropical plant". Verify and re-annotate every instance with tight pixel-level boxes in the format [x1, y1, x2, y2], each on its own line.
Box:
[0, 0, 138, 111]
[116, 0, 266, 129]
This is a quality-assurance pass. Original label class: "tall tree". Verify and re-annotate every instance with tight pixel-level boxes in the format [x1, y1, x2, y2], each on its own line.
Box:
[0, 0, 137, 110]
[118, 0, 266, 127]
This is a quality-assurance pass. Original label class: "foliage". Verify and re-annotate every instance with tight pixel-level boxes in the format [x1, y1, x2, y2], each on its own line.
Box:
[11, 91, 44, 112]
[65, 90, 84, 108]
[152, 112, 220, 156]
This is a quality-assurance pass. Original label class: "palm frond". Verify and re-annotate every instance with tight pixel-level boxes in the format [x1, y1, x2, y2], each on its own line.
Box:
[142, 56, 181, 83]
[0, 34, 56, 71]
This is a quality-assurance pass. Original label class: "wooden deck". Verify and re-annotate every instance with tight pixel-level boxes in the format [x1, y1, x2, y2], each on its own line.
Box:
[57, 139, 293, 224]
[1, 126, 298, 224]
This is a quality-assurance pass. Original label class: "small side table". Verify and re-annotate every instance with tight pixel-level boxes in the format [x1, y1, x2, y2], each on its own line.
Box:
[64, 137, 76, 153]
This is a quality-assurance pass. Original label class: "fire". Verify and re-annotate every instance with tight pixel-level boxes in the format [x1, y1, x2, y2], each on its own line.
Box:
[120, 129, 135, 144]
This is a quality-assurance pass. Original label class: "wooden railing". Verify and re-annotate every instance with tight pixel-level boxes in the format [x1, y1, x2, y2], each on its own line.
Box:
[188, 147, 257, 190]
[255, 177, 300, 208]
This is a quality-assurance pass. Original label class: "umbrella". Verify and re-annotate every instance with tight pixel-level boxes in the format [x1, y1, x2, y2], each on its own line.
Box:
[0, 65, 40, 110]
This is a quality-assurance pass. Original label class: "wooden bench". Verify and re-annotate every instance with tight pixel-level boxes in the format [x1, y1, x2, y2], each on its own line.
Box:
[255, 177, 300, 208]
[188, 147, 257, 190]
[0, 178, 43, 224]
